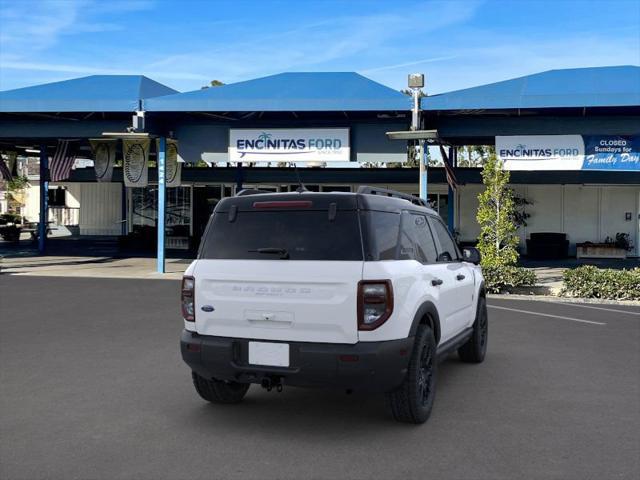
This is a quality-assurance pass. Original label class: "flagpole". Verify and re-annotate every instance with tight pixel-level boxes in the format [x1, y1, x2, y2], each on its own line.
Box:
[38, 144, 48, 254]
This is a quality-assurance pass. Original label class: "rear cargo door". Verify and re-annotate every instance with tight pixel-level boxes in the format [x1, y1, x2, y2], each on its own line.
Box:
[194, 260, 362, 343]
[194, 199, 363, 344]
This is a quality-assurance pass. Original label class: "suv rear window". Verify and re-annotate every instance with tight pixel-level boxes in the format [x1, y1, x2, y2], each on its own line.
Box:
[199, 210, 363, 261]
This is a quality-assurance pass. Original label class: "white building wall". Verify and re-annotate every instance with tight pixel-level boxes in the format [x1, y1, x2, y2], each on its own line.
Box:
[456, 183, 640, 257]
[599, 187, 639, 255]
[562, 186, 599, 255]
[23, 182, 40, 222]
[78, 182, 122, 235]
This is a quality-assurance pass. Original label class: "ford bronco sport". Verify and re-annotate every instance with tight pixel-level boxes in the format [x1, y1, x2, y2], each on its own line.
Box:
[180, 186, 487, 424]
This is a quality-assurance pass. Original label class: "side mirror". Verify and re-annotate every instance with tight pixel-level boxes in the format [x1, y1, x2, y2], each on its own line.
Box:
[462, 247, 481, 265]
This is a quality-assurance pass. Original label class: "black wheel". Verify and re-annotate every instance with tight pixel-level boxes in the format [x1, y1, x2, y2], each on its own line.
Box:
[458, 296, 488, 363]
[385, 325, 437, 424]
[191, 372, 250, 404]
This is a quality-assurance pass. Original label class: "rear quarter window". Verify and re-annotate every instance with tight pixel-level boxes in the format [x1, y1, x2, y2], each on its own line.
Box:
[361, 211, 401, 261]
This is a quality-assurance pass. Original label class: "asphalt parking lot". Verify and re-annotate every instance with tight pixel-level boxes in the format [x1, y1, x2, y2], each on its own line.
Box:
[1, 275, 638, 480]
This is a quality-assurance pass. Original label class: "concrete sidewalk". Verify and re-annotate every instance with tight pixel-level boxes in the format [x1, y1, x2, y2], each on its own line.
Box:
[0, 255, 189, 279]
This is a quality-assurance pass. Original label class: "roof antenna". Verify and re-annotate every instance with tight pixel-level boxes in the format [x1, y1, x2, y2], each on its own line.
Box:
[292, 163, 308, 193]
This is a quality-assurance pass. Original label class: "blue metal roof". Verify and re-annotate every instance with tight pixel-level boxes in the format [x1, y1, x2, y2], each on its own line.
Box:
[145, 72, 411, 112]
[422, 66, 640, 111]
[0, 75, 178, 113]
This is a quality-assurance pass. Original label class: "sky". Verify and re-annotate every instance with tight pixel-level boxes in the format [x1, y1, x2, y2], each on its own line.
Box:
[0, 0, 639, 94]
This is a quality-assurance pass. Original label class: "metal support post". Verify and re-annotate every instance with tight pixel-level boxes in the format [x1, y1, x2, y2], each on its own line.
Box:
[419, 140, 428, 200]
[38, 145, 48, 254]
[157, 137, 166, 273]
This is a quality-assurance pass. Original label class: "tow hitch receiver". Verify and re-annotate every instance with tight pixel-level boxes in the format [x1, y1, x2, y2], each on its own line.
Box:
[261, 376, 284, 392]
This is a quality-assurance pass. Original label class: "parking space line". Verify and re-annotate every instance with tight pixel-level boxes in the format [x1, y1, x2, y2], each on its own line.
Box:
[540, 302, 640, 316]
[488, 305, 607, 325]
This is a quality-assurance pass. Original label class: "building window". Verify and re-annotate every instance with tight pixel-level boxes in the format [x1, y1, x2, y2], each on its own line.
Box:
[48, 188, 66, 207]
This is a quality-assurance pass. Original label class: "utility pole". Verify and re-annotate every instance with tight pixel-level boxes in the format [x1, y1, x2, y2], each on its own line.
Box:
[408, 73, 426, 200]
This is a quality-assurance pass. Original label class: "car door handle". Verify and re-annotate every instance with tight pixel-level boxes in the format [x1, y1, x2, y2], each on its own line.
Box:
[431, 278, 443, 286]
[456, 274, 466, 281]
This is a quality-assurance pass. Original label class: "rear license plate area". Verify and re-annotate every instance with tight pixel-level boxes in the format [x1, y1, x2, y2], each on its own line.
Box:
[248, 341, 290, 367]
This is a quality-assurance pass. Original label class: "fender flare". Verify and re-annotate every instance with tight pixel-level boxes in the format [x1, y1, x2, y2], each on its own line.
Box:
[408, 301, 442, 344]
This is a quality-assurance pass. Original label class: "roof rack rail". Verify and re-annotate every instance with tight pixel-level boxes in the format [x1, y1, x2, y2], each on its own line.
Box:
[357, 186, 428, 208]
[235, 188, 272, 197]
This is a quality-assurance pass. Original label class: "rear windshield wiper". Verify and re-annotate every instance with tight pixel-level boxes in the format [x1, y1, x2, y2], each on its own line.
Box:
[248, 247, 290, 259]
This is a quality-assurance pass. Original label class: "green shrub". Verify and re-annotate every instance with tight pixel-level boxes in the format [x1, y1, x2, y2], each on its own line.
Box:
[482, 265, 537, 293]
[561, 266, 640, 300]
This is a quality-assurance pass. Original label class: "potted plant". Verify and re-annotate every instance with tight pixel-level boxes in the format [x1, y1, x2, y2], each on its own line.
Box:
[576, 233, 633, 259]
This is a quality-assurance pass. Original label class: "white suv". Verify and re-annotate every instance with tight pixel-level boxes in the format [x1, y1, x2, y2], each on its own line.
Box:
[180, 186, 488, 424]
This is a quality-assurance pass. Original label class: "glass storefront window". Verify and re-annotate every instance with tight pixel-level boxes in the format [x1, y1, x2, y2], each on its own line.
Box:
[130, 186, 191, 249]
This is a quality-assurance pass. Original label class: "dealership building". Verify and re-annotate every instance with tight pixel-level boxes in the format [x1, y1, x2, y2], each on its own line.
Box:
[1, 65, 639, 266]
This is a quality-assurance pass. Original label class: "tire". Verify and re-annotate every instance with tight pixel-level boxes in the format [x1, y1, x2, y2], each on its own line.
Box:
[191, 372, 250, 404]
[385, 325, 437, 424]
[458, 296, 488, 363]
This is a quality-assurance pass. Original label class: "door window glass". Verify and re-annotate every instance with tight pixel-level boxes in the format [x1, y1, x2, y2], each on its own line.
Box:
[429, 217, 459, 262]
[400, 212, 438, 263]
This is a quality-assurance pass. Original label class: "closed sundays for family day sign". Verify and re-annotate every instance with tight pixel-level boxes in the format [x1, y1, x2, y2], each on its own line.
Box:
[229, 128, 350, 162]
[497, 135, 640, 171]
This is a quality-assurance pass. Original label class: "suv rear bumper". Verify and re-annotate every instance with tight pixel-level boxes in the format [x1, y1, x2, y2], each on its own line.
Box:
[181, 330, 414, 393]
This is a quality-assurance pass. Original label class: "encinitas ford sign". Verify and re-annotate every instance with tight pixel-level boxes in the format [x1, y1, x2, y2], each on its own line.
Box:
[229, 128, 350, 162]
[497, 135, 585, 170]
[497, 135, 640, 171]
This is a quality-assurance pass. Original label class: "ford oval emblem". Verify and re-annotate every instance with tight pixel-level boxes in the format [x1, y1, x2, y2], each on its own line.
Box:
[201, 305, 214, 312]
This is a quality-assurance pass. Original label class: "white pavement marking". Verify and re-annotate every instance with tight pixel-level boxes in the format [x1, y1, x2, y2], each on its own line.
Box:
[488, 305, 607, 326]
[540, 301, 640, 316]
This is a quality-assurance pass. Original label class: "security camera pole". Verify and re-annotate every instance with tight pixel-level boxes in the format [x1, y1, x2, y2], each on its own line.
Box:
[408, 73, 427, 200]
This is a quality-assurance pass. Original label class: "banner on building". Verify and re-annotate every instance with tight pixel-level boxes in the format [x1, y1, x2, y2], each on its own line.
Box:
[123, 138, 149, 187]
[0, 151, 17, 180]
[582, 136, 640, 171]
[496, 135, 585, 170]
[156, 138, 181, 187]
[229, 128, 350, 163]
[90, 139, 116, 182]
[497, 135, 640, 171]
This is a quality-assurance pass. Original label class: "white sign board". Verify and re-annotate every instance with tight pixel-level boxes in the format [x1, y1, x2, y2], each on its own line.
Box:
[229, 128, 350, 163]
[496, 135, 585, 170]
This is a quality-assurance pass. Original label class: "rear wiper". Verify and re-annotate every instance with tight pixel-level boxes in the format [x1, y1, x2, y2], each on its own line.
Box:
[248, 247, 290, 259]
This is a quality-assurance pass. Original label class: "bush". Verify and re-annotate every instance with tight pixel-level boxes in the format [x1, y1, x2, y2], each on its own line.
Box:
[561, 266, 640, 300]
[482, 265, 537, 293]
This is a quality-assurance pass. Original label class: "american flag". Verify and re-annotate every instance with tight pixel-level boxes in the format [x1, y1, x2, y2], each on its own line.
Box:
[439, 145, 458, 190]
[49, 140, 78, 182]
[0, 156, 12, 181]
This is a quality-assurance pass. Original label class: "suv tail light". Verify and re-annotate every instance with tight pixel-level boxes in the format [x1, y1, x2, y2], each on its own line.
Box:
[181, 276, 195, 322]
[357, 280, 393, 330]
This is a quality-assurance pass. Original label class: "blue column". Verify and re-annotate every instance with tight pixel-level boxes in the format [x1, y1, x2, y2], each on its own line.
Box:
[419, 141, 428, 200]
[447, 146, 455, 233]
[157, 137, 166, 273]
[38, 145, 48, 254]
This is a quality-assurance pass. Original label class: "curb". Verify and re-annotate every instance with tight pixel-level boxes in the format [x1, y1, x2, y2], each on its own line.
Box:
[488, 293, 640, 307]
